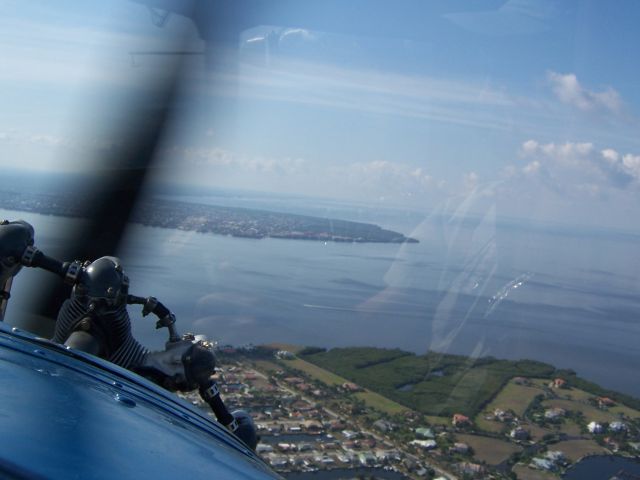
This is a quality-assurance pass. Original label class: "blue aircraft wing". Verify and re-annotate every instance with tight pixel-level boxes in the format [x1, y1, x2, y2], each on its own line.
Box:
[0, 323, 280, 479]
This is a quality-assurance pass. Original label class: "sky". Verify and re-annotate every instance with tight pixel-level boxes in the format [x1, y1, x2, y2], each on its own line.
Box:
[1, 0, 640, 230]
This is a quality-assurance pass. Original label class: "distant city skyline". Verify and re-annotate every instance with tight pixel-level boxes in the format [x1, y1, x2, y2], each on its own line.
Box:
[1, 1, 639, 230]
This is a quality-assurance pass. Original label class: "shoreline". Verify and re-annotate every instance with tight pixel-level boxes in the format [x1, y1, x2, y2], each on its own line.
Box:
[0, 196, 420, 245]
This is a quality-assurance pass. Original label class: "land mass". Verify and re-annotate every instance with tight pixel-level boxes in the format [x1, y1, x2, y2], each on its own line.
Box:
[217, 344, 640, 479]
[299, 347, 640, 417]
[0, 190, 418, 244]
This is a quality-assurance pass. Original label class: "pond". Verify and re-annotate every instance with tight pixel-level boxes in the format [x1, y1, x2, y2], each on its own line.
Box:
[396, 383, 414, 392]
[396, 369, 445, 391]
[563, 455, 640, 479]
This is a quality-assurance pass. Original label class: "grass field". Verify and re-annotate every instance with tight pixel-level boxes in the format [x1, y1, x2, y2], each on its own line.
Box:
[303, 347, 557, 417]
[282, 357, 347, 386]
[426, 415, 451, 427]
[278, 357, 410, 415]
[253, 359, 281, 374]
[485, 380, 544, 416]
[475, 419, 504, 433]
[354, 391, 410, 415]
[476, 378, 545, 432]
[552, 439, 607, 462]
[512, 464, 558, 480]
[562, 419, 583, 437]
[547, 385, 640, 421]
[297, 346, 640, 422]
[610, 403, 640, 419]
[541, 398, 621, 424]
[527, 423, 553, 441]
[456, 433, 522, 465]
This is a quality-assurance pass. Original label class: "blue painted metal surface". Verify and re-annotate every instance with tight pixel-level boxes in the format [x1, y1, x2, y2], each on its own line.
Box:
[0, 323, 281, 479]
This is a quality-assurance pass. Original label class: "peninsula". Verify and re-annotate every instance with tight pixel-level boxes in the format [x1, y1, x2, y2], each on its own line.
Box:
[0, 190, 418, 244]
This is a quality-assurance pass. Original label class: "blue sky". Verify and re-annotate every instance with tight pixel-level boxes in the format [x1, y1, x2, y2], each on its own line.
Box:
[1, 0, 640, 230]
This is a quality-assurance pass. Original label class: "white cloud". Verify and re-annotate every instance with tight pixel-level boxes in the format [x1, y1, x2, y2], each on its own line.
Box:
[522, 160, 541, 175]
[0, 130, 118, 152]
[521, 139, 539, 154]
[464, 172, 479, 191]
[601, 148, 619, 164]
[339, 160, 435, 192]
[160, 145, 446, 204]
[164, 145, 307, 175]
[547, 71, 622, 113]
[517, 139, 640, 192]
[521, 139, 594, 167]
[622, 154, 640, 180]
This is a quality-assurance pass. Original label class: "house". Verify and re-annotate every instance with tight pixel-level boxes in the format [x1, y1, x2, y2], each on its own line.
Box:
[256, 444, 273, 454]
[358, 452, 377, 466]
[450, 442, 470, 454]
[343, 440, 357, 450]
[403, 458, 418, 471]
[225, 383, 246, 392]
[609, 421, 627, 432]
[359, 438, 377, 449]
[302, 419, 323, 432]
[342, 382, 362, 392]
[550, 378, 567, 389]
[588, 421, 604, 434]
[604, 437, 620, 450]
[544, 407, 566, 420]
[268, 455, 288, 468]
[292, 400, 315, 412]
[410, 440, 437, 450]
[275, 350, 295, 360]
[531, 457, 556, 471]
[415, 427, 435, 439]
[321, 442, 339, 451]
[264, 408, 284, 419]
[320, 456, 335, 465]
[456, 462, 485, 475]
[291, 457, 306, 468]
[373, 419, 395, 433]
[342, 430, 360, 440]
[597, 396, 616, 408]
[494, 408, 514, 422]
[379, 450, 401, 462]
[452, 413, 471, 427]
[510, 427, 530, 441]
[277, 442, 296, 452]
[329, 420, 346, 431]
[513, 377, 530, 385]
[545, 450, 566, 464]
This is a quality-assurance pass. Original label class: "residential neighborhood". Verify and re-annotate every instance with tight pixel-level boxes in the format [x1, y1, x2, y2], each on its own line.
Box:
[179, 346, 640, 479]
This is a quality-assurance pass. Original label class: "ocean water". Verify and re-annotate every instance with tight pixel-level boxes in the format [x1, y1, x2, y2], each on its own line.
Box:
[2, 205, 640, 397]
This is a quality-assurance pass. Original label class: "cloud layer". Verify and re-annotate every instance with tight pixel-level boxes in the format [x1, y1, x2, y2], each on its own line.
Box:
[517, 139, 640, 196]
[547, 71, 622, 114]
